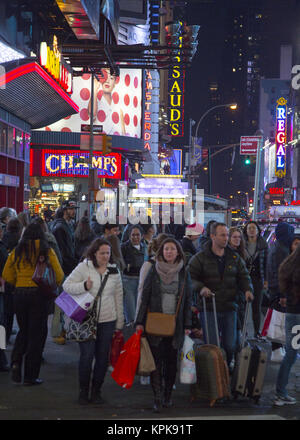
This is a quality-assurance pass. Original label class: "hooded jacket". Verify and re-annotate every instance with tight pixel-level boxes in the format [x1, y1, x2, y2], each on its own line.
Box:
[267, 222, 295, 292]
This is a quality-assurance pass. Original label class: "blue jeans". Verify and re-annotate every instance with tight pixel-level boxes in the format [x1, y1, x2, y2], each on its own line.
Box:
[122, 275, 139, 323]
[276, 313, 300, 398]
[78, 320, 116, 389]
[200, 310, 237, 365]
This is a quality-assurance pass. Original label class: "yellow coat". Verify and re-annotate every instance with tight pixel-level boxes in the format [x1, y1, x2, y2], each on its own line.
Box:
[2, 239, 64, 288]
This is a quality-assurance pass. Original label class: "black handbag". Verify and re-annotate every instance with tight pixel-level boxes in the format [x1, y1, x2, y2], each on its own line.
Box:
[66, 273, 109, 342]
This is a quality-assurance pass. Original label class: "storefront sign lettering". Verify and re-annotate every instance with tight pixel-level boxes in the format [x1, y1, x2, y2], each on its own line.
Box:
[275, 97, 287, 178]
[40, 35, 72, 94]
[41, 150, 121, 179]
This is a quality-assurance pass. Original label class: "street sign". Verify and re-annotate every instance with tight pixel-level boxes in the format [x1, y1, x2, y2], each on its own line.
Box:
[240, 136, 262, 155]
[81, 124, 103, 133]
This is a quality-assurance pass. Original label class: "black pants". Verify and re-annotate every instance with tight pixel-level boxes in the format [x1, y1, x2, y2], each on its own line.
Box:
[12, 288, 49, 382]
[149, 338, 178, 398]
[3, 284, 15, 343]
[250, 275, 264, 335]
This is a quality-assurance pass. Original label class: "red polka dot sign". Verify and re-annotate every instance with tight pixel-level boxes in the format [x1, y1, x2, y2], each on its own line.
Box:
[39, 69, 142, 138]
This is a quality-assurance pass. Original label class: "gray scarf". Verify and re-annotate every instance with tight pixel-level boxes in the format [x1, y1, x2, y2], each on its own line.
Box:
[155, 258, 184, 284]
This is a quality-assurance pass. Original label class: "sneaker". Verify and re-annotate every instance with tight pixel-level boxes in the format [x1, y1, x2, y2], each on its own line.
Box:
[271, 348, 285, 363]
[274, 394, 297, 406]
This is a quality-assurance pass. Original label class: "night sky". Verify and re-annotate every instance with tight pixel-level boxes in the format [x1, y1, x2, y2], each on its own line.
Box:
[180, 0, 300, 200]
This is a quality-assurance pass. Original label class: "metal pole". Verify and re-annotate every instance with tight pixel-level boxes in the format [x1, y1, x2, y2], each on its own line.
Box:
[253, 133, 263, 220]
[88, 72, 95, 220]
[208, 148, 212, 194]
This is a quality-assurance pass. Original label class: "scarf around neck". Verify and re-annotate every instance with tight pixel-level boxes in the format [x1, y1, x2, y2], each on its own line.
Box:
[155, 258, 184, 284]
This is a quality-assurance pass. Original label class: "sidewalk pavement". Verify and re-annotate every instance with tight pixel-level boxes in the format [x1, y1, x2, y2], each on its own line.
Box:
[0, 317, 300, 420]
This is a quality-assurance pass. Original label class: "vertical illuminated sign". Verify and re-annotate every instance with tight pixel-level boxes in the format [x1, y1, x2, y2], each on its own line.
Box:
[167, 23, 185, 137]
[275, 97, 287, 178]
[144, 70, 153, 150]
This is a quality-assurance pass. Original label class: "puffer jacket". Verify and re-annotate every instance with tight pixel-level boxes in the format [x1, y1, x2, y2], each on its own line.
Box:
[63, 260, 124, 330]
[188, 243, 253, 312]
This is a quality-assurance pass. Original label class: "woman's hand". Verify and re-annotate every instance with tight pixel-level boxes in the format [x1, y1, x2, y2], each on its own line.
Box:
[86, 276, 93, 291]
[136, 325, 144, 334]
[185, 329, 191, 336]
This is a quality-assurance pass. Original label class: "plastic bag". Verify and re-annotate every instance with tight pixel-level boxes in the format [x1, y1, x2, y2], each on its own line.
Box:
[267, 309, 286, 344]
[111, 330, 142, 389]
[261, 308, 273, 337]
[179, 335, 197, 384]
[110, 330, 125, 368]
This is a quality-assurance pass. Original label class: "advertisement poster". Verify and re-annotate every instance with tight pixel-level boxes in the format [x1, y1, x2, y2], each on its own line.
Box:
[39, 68, 142, 138]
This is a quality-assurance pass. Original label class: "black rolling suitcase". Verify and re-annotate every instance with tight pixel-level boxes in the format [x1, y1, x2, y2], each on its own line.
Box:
[231, 301, 267, 403]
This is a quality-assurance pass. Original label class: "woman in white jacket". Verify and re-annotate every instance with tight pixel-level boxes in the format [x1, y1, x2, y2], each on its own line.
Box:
[63, 238, 124, 405]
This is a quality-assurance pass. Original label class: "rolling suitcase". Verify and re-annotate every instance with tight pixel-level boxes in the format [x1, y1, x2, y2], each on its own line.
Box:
[191, 295, 230, 407]
[231, 301, 267, 403]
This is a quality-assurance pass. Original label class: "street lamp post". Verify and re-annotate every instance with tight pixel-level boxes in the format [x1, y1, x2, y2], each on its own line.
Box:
[192, 103, 237, 194]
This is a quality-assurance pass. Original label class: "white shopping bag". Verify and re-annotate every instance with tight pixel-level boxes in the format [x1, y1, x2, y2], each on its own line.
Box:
[0, 325, 6, 350]
[179, 335, 197, 384]
[267, 309, 285, 344]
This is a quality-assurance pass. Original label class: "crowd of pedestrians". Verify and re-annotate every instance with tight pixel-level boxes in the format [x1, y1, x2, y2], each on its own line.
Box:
[0, 203, 299, 411]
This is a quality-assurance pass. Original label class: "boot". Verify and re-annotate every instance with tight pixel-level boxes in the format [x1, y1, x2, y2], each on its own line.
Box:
[150, 371, 162, 413]
[78, 387, 89, 405]
[90, 383, 105, 405]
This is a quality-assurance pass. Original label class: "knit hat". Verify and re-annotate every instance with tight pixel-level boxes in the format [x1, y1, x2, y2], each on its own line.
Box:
[185, 223, 204, 236]
[275, 222, 295, 247]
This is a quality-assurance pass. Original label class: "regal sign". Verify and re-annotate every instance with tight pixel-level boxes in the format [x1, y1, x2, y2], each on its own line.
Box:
[275, 97, 287, 178]
[40, 35, 72, 94]
[35, 149, 122, 179]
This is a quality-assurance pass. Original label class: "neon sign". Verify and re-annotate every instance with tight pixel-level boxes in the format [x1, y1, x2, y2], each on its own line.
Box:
[40, 150, 121, 179]
[275, 97, 287, 178]
[144, 70, 152, 150]
[40, 35, 72, 94]
[167, 23, 185, 137]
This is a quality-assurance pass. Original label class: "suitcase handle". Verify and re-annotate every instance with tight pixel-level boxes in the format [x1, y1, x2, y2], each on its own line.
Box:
[202, 295, 220, 348]
[240, 300, 251, 349]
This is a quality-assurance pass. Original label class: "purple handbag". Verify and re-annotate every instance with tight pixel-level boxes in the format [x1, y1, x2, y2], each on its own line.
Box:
[55, 290, 95, 323]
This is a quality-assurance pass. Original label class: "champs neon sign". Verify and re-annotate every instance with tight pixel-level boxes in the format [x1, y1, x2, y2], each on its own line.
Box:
[275, 97, 287, 178]
[41, 150, 121, 179]
[40, 35, 72, 94]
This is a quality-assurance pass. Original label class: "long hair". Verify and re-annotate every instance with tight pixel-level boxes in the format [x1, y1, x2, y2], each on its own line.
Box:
[13, 222, 49, 269]
[75, 216, 93, 242]
[106, 234, 125, 271]
[229, 227, 246, 260]
[31, 217, 49, 233]
[84, 238, 113, 267]
[279, 244, 300, 303]
[243, 220, 261, 240]
[156, 237, 185, 264]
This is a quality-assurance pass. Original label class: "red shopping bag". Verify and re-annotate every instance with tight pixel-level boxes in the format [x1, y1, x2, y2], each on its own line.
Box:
[110, 330, 125, 368]
[111, 330, 142, 389]
[261, 308, 273, 337]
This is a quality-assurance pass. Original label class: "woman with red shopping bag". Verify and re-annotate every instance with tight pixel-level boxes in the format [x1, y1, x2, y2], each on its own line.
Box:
[135, 238, 192, 413]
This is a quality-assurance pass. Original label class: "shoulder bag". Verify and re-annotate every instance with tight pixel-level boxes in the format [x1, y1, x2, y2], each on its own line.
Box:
[66, 272, 109, 342]
[32, 255, 57, 299]
[145, 274, 186, 337]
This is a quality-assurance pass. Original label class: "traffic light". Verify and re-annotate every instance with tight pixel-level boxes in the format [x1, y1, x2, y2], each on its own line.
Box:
[103, 135, 112, 154]
[244, 156, 251, 165]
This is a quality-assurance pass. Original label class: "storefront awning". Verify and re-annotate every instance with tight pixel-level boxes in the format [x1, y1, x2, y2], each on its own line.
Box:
[0, 62, 79, 129]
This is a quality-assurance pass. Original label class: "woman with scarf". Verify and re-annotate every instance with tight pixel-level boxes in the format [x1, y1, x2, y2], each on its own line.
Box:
[135, 238, 192, 413]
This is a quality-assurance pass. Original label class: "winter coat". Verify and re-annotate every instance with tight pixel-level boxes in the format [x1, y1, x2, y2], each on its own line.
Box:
[121, 240, 146, 276]
[0, 241, 8, 275]
[181, 237, 197, 262]
[52, 218, 78, 276]
[2, 239, 64, 288]
[135, 264, 192, 350]
[267, 241, 290, 294]
[45, 232, 62, 266]
[188, 243, 253, 312]
[278, 260, 300, 314]
[63, 260, 124, 329]
[244, 236, 268, 282]
[2, 231, 20, 252]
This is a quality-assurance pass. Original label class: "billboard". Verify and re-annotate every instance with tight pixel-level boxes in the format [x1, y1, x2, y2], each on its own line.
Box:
[39, 68, 142, 138]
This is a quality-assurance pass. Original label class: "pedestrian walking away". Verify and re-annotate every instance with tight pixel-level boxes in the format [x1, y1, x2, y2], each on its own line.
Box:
[135, 237, 192, 413]
[63, 238, 124, 405]
[2, 222, 64, 385]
